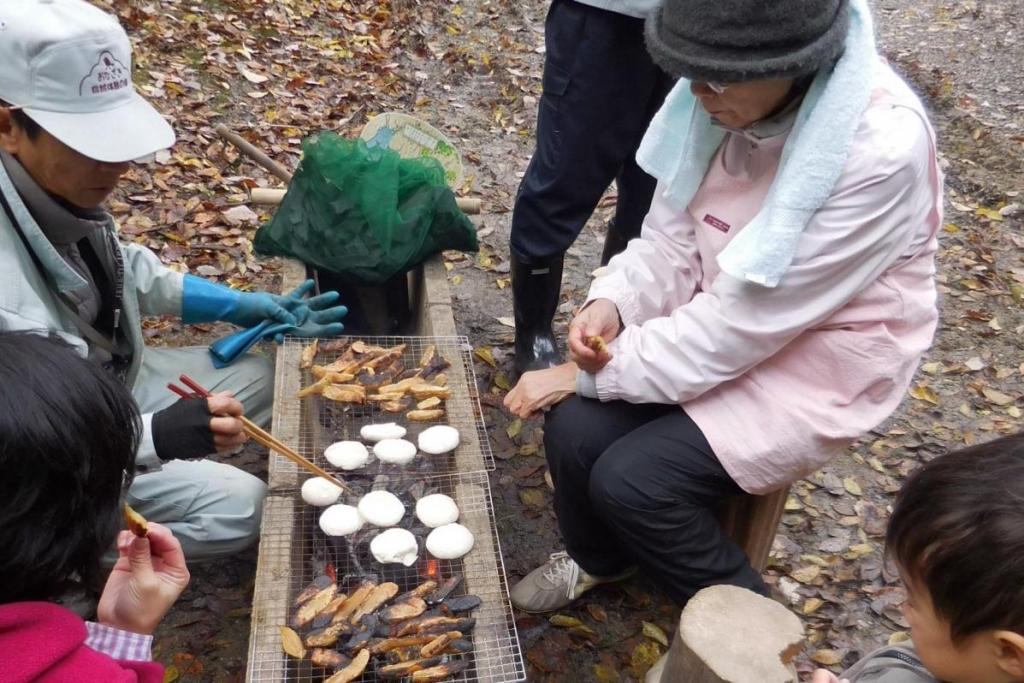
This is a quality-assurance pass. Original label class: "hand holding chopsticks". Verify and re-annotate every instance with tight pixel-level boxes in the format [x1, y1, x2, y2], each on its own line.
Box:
[166, 374, 353, 494]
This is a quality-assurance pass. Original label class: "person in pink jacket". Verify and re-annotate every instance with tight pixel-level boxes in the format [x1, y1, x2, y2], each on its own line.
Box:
[505, 0, 941, 613]
[0, 332, 189, 682]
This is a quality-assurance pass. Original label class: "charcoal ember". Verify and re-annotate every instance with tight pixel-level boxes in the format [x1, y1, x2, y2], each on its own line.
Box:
[441, 595, 481, 614]
[360, 612, 380, 632]
[445, 639, 473, 654]
[311, 612, 334, 630]
[340, 628, 373, 654]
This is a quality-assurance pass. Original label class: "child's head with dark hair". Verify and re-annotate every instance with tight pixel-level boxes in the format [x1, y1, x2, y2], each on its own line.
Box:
[887, 433, 1024, 683]
[0, 332, 140, 603]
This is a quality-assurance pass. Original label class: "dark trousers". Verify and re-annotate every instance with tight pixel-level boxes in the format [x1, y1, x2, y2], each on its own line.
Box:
[543, 396, 768, 605]
[510, 0, 675, 262]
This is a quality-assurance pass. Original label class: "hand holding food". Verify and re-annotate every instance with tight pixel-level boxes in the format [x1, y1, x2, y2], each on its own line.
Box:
[97, 522, 190, 635]
[207, 391, 248, 452]
[567, 298, 621, 373]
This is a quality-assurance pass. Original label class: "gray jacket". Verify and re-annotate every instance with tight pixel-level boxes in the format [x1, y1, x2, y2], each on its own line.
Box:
[572, 0, 660, 20]
[842, 643, 939, 683]
[0, 156, 183, 471]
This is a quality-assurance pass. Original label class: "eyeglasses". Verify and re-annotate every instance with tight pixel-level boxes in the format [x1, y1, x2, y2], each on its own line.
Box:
[705, 81, 730, 94]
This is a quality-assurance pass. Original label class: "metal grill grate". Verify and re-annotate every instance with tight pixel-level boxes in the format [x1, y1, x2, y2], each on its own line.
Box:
[247, 471, 526, 682]
[249, 336, 524, 682]
[272, 336, 494, 480]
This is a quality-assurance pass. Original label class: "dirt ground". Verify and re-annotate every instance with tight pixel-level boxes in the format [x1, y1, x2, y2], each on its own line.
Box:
[88, 0, 1024, 680]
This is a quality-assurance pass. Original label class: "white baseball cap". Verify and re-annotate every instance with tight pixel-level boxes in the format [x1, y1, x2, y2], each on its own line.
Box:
[0, 0, 175, 163]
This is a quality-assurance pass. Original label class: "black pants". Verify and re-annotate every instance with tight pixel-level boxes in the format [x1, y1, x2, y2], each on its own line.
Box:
[544, 396, 768, 605]
[510, 0, 675, 261]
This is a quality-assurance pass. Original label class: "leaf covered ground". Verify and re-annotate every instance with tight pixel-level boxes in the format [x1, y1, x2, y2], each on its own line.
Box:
[87, 0, 1023, 680]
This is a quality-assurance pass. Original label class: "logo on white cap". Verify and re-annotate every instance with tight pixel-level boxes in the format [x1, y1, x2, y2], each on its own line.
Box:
[79, 51, 130, 97]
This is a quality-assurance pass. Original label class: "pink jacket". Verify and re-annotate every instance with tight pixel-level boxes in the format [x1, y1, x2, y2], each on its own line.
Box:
[0, 602, 163, 683]
[585, 63, 941, 493]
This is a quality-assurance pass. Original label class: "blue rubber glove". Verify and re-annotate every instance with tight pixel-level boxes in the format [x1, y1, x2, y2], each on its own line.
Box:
[207, 280, 348, 367]
[273, 284, 349, 342]
[182, 275, 298, 327]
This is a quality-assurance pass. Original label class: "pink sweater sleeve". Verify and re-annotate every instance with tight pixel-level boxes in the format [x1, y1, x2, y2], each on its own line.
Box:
[0, 602, 165, 683]
[594, 105, 936, 405]
[587, 182, 704, 325]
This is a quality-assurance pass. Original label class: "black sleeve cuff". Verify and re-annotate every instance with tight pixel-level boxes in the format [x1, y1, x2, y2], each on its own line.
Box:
[151, 397, 215, 461]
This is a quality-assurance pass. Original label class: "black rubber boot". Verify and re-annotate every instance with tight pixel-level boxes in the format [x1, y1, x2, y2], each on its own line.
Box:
[600, 218, 633, 266]
[512, 253, 565, 377]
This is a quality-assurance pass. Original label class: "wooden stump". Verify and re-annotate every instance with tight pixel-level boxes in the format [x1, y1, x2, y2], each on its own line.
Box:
[651, 585, 804, 683]
[716, 486, 790, 572]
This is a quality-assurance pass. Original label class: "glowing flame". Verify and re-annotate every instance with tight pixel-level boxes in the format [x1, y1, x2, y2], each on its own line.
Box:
[425, 559, 440, 579]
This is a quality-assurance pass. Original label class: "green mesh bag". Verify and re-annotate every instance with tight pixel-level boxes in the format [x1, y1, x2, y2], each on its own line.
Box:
[253, 132, 477, 284]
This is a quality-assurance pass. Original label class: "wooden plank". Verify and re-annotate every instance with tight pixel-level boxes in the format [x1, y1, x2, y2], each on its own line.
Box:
[419, 257, 458, 338]
[454, 477, 518, 682]
[269, 341, 303, 489]
[246, 495, 296, 681]
[280, 257, 308, 294]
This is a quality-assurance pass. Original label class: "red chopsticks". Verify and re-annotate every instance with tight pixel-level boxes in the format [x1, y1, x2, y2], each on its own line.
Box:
[166, 374, 352, 494]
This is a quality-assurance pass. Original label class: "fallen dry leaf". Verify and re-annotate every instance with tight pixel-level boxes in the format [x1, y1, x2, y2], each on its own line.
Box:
[811, 649, 843, 666]
[641, 621, 670, 647]
[909, 383, 940, 405]
[982, 387, 1015, 406]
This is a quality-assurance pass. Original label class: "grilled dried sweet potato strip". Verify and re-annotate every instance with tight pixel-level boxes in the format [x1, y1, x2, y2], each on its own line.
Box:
[322, 385, 367, 403]
[377, 655, 444, 679]
[412, 660, 470, 682]
[324, 648, 369, 683]
[300, 340, 319, 369]
[396, 615, 465, 637]
[350, 582, 399, 624]
[310, 648, 349, 669]
[419, 631, 462, 658]
[292, 584, 338, 628]
[396, 580, 438, 603]
[123, 503, 148, 538]
[334, 581, 376, 623]
[408, 384, 451, 400]
[380, 597, 428, 623]
[407, 409, 445, 422]
[368, 635, 436, 655]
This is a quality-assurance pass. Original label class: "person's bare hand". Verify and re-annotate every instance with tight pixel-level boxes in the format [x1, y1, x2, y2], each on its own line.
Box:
[97, 523, 190, 635]
[811, 670, 847, 683]
[504, 362, 578, 419]
[568, 299, 622, 373]
[207, 391, 247, 452]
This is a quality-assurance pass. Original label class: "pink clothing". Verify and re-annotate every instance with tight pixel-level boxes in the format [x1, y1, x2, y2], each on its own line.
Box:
[586, 63, 941, 493]
[0, 602, 163, 683]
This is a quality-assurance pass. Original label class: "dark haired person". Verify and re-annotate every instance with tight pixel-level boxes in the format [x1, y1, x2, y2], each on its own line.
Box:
[814, 434, 1024, 683]
[505, 0, 941, 612]
[0, 0, 347, 560]
[0, 332, 189, 681]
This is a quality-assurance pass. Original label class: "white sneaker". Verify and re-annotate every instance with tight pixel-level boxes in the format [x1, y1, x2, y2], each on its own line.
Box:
[509, 551, 635, 614]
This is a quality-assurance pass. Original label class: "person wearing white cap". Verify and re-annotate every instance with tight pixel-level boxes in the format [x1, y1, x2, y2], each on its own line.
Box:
[0, 0, 348, 565]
